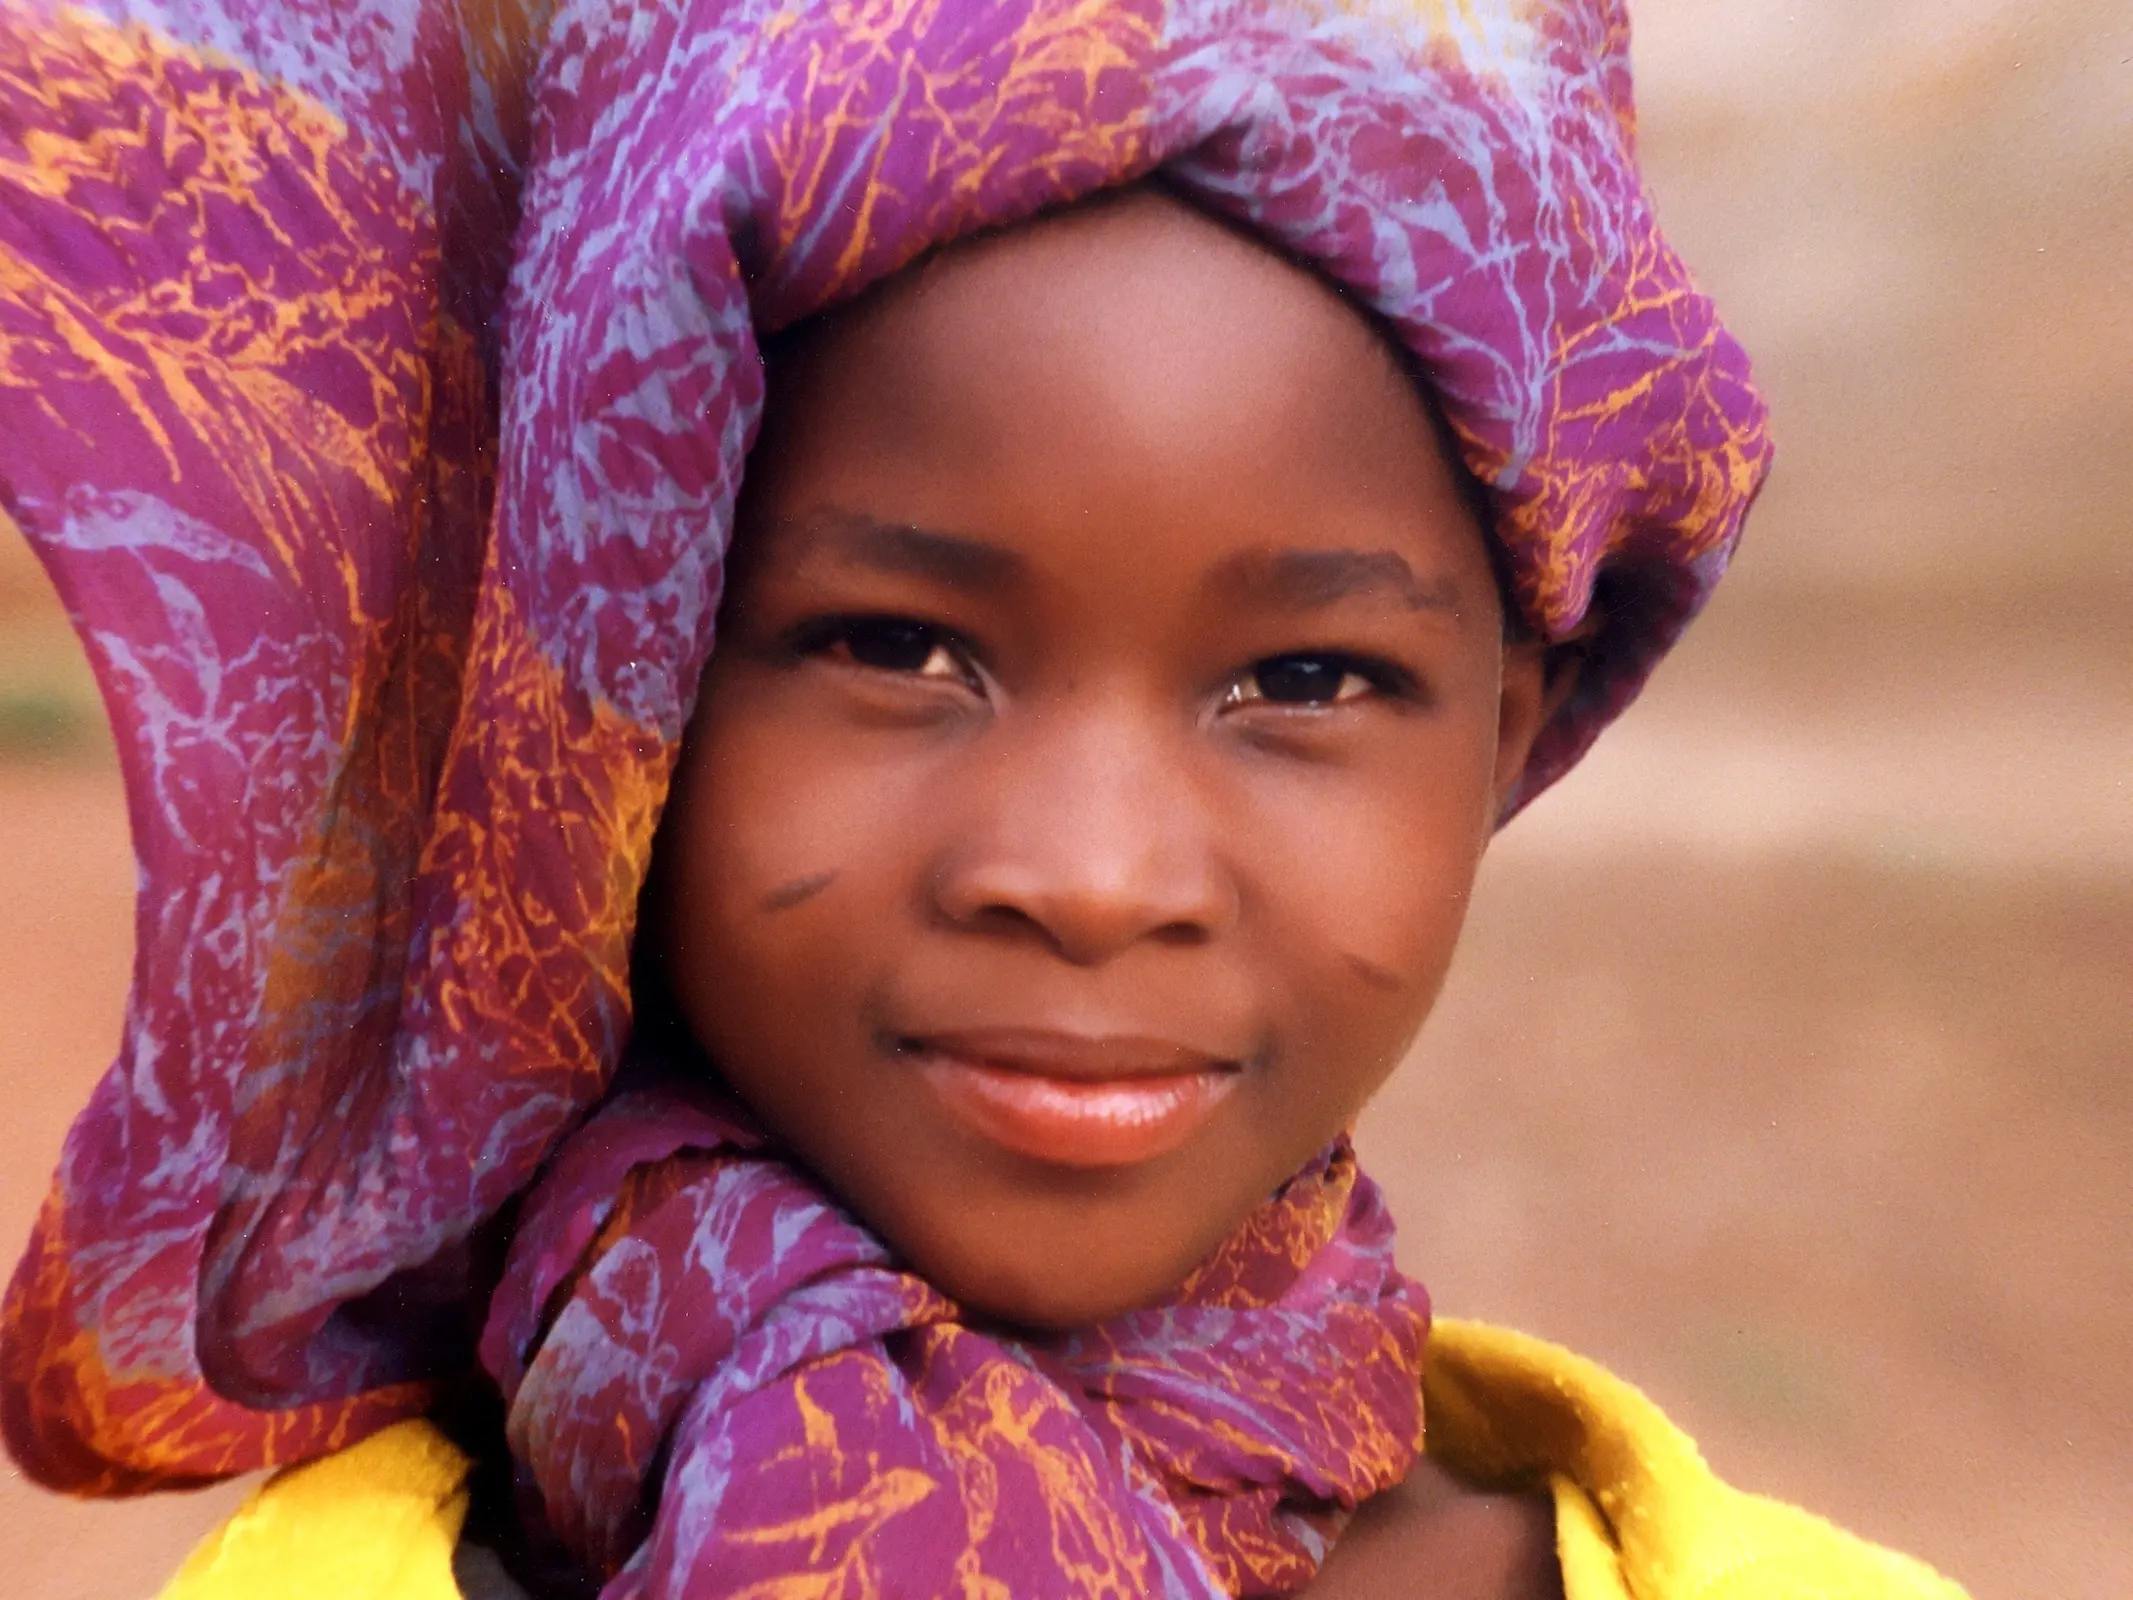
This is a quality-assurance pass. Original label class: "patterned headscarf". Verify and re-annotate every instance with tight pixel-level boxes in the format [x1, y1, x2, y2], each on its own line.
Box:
[0, 0, 1768, 1576]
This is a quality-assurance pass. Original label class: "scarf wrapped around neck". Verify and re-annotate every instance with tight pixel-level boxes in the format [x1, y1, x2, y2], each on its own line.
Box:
[0, 0, 1768, 1588]
[481, 1053, 1428, 1596]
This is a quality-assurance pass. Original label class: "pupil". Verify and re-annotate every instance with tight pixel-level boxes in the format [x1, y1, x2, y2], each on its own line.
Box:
[1256, 656, 1342, 704]
[846, 620, 936, 672]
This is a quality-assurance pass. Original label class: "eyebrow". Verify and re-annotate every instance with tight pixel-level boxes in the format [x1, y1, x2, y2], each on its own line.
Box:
[1206, 547, 1464, 615]
[784, 510, 1026, 593]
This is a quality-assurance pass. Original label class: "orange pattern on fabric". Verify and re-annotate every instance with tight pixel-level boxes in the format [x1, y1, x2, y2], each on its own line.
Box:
[3, 10, 1774, 1581]
[0, 5, 486, 1488]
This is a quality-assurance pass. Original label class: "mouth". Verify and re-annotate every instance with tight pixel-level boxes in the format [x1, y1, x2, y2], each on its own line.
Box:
[887, 1028, 1243, 1169]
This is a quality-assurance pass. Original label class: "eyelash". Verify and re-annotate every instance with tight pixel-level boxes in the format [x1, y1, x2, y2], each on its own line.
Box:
[1219, 652, 1415, 710]
[791, 615, 1414, 711]
[791, 615, 984, 691]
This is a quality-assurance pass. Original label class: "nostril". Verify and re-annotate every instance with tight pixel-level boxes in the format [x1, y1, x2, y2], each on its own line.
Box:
[930, 852, 1235, 962]
[964, 902, 1049, 939]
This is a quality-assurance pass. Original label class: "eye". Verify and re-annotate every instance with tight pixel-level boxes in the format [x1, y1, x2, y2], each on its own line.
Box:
[801, 616, 982, 690]
[1220, 652, 1398, 710]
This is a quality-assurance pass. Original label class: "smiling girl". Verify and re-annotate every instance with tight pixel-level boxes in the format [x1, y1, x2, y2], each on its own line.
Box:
[1, 0, 1966, 1595]
[652, 191, 1550, 1328]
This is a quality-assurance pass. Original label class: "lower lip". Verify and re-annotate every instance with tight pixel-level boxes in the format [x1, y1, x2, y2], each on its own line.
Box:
[909, 1050, 1239, 1169]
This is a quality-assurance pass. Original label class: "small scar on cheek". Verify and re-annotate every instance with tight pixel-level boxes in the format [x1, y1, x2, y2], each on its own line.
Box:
[1343, 952, 1405, 992]
[760, 871, 838, 913]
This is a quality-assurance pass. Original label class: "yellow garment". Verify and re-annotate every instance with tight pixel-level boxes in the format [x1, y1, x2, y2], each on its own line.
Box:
[1424, 1320, 1969, 1600]
[158, 1321, 1968, 1599]
[158, 1420, 471, 1600]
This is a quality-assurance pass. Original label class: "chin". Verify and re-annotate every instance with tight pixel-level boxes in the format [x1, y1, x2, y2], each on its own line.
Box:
[914, 1235, 1191, 1333]
[953, 1280, 1155, 1334]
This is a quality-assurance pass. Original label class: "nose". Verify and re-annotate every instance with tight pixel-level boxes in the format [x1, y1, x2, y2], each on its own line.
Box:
[930, 705, 1239, 965]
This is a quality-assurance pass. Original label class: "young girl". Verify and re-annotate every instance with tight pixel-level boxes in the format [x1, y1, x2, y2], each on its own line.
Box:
[0, 0, 1966, 1595]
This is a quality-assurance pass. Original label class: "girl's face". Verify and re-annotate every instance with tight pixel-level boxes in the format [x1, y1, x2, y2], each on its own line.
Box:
[657, 189, 1556, 1328]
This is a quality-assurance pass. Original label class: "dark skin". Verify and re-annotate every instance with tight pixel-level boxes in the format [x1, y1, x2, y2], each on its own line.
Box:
[655, 188, 1569, 1596]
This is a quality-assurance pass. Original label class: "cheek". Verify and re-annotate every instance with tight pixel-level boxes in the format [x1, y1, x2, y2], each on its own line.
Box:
[658, 687, 960, 1087]
[657, 713, 898, 1140]
[1229, 729, 1495, 1066]
[671, 690, 928, 924]
[1245, 732, 1491, 940]
[659, 715, 826, 1035]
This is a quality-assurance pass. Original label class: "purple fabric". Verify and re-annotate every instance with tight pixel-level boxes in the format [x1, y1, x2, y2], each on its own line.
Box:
[481, 1063, 1429, 1596]
[0, 0, 1768, 1572]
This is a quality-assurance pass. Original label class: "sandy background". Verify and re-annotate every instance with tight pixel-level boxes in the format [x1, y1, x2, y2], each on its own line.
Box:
[3, 1, 2128, 1595]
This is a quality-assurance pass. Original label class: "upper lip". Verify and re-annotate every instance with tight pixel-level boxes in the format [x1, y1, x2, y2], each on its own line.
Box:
[890, 1027, 1239, 1082]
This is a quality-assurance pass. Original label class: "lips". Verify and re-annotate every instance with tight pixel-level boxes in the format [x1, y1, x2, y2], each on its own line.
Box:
[890, 1028, 1242, 1169]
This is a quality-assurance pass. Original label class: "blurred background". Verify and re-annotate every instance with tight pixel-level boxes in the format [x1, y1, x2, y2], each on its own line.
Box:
[3, 0, 2128, 1594]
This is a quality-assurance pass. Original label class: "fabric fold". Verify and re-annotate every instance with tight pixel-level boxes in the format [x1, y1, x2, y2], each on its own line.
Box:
[2, 0, 1771, 1525]
[484, 1062, 1428, 1596]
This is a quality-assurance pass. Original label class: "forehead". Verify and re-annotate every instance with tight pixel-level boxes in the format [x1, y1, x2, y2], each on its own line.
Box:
[737, 187, 1495, 609]
[764, 188, 1418, 463]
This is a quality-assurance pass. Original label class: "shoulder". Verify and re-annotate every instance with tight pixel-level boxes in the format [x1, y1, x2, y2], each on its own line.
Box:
[1388, 1318, 1973, 1600]
[156, 1420, 473, 1600]
[1311, 1455, 1562, 1600]
[150, 1324, 1974, 1600]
